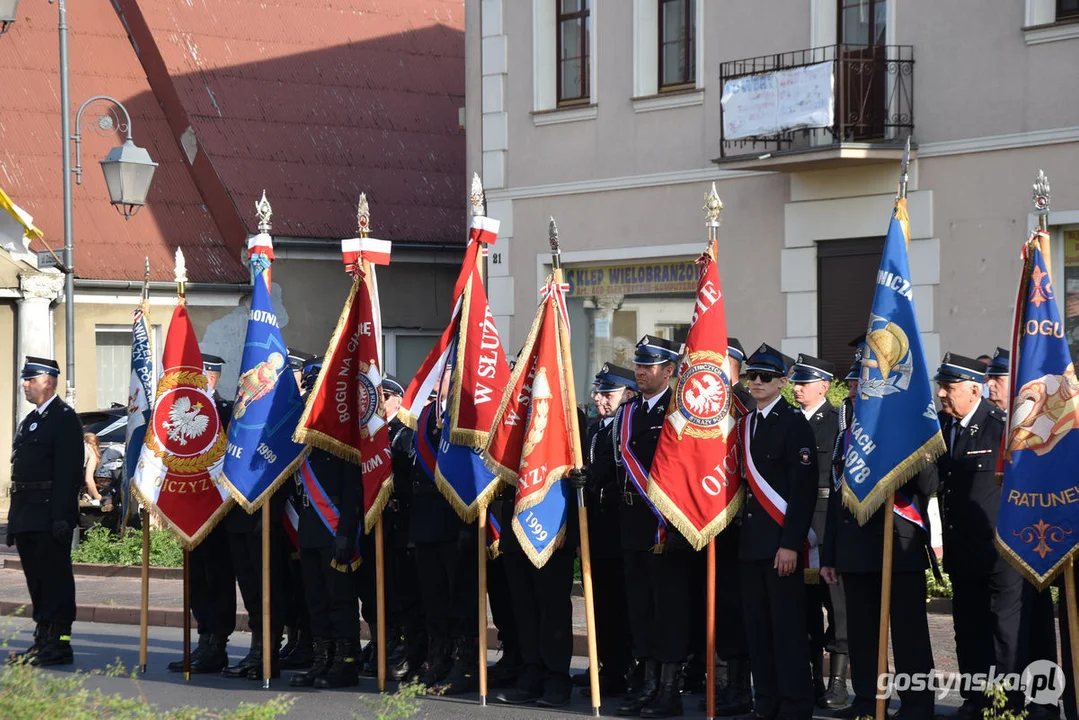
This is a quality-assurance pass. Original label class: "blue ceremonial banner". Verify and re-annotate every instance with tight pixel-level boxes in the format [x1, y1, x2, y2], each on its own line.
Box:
[122, 302, 155, 530]
[841, 198, 945, 523]
[997, 233, 1079, 589]
[220, 272, 307, 511]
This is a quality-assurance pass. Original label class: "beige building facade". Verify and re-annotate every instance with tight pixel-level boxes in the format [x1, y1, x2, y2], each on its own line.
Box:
[464, 0, 1079, 401]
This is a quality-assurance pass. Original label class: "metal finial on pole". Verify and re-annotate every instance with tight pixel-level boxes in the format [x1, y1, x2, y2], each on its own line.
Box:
[1033, 169, 1051, 232]
[898, 137, 911, 200]
[174, 248, 188, 302]
[703, 182, 723, 242]
[548, 216, 562, 269]
[470, 173, 486, 217]
[141, 257, 150, 303]
[256, 190, 273, 234]
[357, 192, 371, 238]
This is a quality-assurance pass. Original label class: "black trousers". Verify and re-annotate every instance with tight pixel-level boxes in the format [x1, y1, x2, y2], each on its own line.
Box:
[591, 554, 631, 679]
[714, 524, 748, 661]
[300, 544, 361, 642]
[414, 528, 479, 644]
[15, 531, 76, 629]
[190, 523, 236, 636]
[623, 549, 694, 663]
[282, 549, 309, 634]
[843, 572, 934, 716]
[740, 558, 813, 719]
[1058, 567, 1079, 720]
[950, 564, 1024, 701]
[356, 528, 377, 627]
[503, 546, 575, 695]
[807, 578, 849, 656]
[229, 523, 286, 639]
[488, 554, 520, 662]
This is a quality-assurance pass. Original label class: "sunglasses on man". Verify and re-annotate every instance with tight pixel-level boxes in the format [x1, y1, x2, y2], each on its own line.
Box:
[745, 371, 782, 383]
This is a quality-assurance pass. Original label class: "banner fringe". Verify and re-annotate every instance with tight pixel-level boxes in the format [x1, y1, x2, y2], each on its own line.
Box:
[995, 527, 1079, 592]
[220, 447, 309, 515]
[842, 432, 945, 525]
[293, 427, 364, 466]
[130, 482, 235, 551]
[646, 481, 746, 552]
[363, 480, 395, 535]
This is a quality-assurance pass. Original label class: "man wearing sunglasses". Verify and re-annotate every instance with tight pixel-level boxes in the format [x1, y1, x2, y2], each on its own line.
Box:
[739, 344, 818, 720]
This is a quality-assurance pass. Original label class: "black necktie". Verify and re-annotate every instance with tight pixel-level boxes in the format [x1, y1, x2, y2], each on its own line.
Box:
[752, 411, 761, 437]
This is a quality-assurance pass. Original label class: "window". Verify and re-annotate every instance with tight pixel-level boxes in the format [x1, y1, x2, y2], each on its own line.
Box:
[382, 330, 441, 382]
[1060, 0, 1079, 20]
[659, 0, 695, 90]
[95, 324, 162, 409]
[817, 238, 885, 371]
[1063, 230, 1079, 363]
[557, 0, 590, 106]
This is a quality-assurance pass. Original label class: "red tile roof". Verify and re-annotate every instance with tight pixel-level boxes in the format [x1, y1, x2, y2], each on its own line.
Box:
[115, 0, 467, 245]
[0, 1, 247, 283]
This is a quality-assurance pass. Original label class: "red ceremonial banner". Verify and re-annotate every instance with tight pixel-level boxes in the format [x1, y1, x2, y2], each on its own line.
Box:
[646, 241, 742, 550]
[131, 304, 232, 549]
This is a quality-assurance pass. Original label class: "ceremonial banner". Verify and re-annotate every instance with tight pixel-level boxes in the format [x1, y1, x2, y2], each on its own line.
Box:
[294, 238, 394, 532]
[122, 299, 155, 530]
[486, 279, 575, 567]
[132, 304, 231, 548]
[997, 231, 1079, 588]
[841, 198, 945, 523]
[646, 241, 741, 550]
[219, 270, 307, 512]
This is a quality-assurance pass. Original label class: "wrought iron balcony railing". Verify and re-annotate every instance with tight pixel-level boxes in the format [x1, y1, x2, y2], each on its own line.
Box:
[718, 44, 913, 160]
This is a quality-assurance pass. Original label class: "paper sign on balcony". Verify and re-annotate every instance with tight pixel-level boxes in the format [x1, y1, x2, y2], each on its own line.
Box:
[722, 61, 834, 141]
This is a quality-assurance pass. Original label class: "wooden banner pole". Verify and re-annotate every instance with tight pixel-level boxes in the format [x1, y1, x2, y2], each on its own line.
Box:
[139, 508, 150, 673]
[376, 517, 387, 692]
[875, 498, 896, 720]
[262, 503, 272, 689]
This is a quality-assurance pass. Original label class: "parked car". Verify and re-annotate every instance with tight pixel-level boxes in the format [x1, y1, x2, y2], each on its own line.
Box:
[77, 405, 138, 532]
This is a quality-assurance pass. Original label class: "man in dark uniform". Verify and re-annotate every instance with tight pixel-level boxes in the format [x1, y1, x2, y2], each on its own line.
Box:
[985, 347, 1010, 412]
[710, 338, 755, 716]
[571, 363, 636, 696]
[789, 354, 847, 709]
[6, 357, 83, 666]
[613, 335, 692, 719]
[934, 352, 1023, 718]
[289, 358, 364, 689]
[409, 394, 479, 695]
[821, 346, 936, 720]
[738, 344, 817, 720]
[168, 353, 237, 673]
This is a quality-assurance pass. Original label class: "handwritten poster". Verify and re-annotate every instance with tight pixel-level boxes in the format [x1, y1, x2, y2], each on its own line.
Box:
[722, 61, 835, 141]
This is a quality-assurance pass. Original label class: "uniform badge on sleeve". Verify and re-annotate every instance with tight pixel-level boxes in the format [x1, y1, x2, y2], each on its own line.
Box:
[799, 448, 812, 465]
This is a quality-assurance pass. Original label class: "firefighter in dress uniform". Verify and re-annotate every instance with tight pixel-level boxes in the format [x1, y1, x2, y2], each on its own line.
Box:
[821, 344, 936, 720]
[788, 353, 849, 709]
[289, 357, 364, 689]
[571, 363, 637, 696]
[167, 354, 237, 674]
[6, 357, 83, 666]
[933, 352, 1025, 718]
[614, 335, 693, 719]
[738, 344, 817, 720]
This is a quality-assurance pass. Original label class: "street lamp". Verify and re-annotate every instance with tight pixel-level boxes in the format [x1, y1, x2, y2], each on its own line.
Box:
[0, 0, 17, 36]
[73, 97, 158, 218]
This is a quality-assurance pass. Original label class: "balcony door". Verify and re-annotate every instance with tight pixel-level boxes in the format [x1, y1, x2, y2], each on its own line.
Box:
[837, 0, 887, 141]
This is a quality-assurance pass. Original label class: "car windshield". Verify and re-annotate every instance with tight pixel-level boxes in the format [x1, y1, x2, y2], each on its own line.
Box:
[79, 412, 127, 445]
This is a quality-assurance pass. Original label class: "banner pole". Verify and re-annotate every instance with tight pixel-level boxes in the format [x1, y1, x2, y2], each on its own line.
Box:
[706, 539, 716, 720]
[471, 173, 490, 707]
[183, 548, 191, 681]
[1065, 559, 1079, 695]
[376, 517, 387, 692]
[139, 508, 150, 673]
[875, 498, 895, 720]
[549, 218, 601, 717]
[258, 503, 270, 688]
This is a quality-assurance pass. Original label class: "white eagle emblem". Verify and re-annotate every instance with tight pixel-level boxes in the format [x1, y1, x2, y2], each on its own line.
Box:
[684, 373, 726, 417]
[162, 396, 210, 445]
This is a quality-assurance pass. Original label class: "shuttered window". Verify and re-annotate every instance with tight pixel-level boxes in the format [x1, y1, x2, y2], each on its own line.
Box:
[817, 237, 885, 371]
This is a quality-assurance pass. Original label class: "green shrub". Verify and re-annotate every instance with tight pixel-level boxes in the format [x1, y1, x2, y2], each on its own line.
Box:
[777, 379, 850, 409]
[926, 569, 953, 599]
[71, 527, 183, 568]
[982, 681, 1028, 720]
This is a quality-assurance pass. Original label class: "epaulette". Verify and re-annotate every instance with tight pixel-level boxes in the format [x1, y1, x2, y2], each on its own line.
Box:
[986, 405, 1007, 425]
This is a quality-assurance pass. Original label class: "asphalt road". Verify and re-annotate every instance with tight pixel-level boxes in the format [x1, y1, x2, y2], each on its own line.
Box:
[0, 618, 970, 719]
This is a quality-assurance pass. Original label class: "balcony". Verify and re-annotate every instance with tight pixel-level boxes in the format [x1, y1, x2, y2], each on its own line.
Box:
[715, 44, 913, 173]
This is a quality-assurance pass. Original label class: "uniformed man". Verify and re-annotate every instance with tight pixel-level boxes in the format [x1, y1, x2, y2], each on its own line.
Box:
[985, 347, 1010, 412]
[613, 335, 691, 719]
[279, 348, 315, 670]
[409, 391, 480, 695]
[289, 357, 364, 689]
[168, 353, 237, 673]
[822, 345, 936, 720]
[934, 352, 1023, 719]
[789, 354, 848, 709]
[738, 344, 817, 720]
[709, 339, 755, 716]
[571, 364, 636, 696]
[6, 357, 83, 666]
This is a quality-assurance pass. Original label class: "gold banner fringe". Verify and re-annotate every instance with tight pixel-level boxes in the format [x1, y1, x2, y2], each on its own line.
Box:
[646, 477, 746, 552]
[512, 513, 568, 570]
[487, 540, 502, 560]
[433, 465, 502, 525]
[995, 531, 1079, 592]
[130, 481, 235, 551]
[363, 479, 395, 535]
[220, 446, 309, 515]
[293, 427, 364, 466]
[841, 432, 945, 526]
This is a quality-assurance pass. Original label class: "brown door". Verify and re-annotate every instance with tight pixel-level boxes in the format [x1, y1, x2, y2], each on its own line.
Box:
[817, 237, 885, 371]
[837, 0, 887, 141]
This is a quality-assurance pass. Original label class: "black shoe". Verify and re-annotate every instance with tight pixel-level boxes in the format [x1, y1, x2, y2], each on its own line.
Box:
[290, 639, 334, 687]
[280, 630, 314, 670]
[439, 638, 478, 696]
[812, 650, 826, 701]
[536, 684, 572, 709]
[315, 640, 360, 689]
[488, 655, 521, 690]
[246, 636, 280, 680]
[953, 700, 984, 720]
[624, 658, 646, 699]
[715, 658, 753, 716]
[387, 632, 410, 680]
[8, 622, 48, 665]
[616, 659, 659, 716]
[495, 686, 542, 705]
[419, 637, 452, 687]
[640, 662, 683, 718]
[222, 637, 262, 679]
[167, 632, 207, 672]
[189, 634, 229, 674]
[579, 671, 629, 697]
[30, 626, 74, 667]
[820, 653, 851, 710]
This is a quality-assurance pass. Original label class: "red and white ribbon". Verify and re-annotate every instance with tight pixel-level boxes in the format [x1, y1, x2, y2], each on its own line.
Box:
[540, 281, 571, 337]
[247, 232, 274, 260]
[341, 237, 392, 273]
[469, 216, 500, 247]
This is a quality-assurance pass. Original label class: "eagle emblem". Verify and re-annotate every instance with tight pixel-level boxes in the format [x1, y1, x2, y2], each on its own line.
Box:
[162, 395, 210, 446]
[669, 352, 733, 440]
